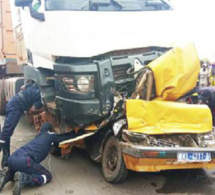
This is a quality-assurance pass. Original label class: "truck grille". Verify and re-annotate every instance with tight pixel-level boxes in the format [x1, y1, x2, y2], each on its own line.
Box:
[112, 64, 131, 81]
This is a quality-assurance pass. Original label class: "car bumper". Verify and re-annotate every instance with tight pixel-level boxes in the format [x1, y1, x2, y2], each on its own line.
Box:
[120, 142, 215, 172]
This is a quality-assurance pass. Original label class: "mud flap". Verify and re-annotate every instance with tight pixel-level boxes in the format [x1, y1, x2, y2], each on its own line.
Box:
[0, 80, 6, 115]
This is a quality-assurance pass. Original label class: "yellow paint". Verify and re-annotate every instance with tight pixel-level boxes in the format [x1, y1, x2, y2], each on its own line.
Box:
[61, 143, 73, 156]
[85, 124, 98, 131]
[126, 100, 212, 134]
[210, 75, 215, 86]
[123, 155, 215, 172]
[59, 143, 71, 149]
[148, 43, 200, 101]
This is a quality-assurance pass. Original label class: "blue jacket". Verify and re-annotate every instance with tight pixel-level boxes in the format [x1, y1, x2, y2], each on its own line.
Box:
[15, 83, 43, 111]
[198, 87, 215, 108]
[12, 123, 79, 163]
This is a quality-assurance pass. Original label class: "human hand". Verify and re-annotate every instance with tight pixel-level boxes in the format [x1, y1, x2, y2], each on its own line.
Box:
[28, 105, 37, 114]
[20, 85, 26, 91]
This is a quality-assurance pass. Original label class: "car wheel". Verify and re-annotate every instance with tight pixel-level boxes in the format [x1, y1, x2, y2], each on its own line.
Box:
[102, 136, 128, 183]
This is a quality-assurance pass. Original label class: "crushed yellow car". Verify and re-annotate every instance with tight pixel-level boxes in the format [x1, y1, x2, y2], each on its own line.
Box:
[122, 99, 215, 172]
[120, 43, 215, 175]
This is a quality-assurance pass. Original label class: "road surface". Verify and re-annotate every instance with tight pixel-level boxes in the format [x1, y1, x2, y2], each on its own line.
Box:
[0, 116, 215, 195]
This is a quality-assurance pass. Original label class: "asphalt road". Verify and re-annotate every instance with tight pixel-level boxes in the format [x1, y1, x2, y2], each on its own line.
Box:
[1, 116, 215, 195]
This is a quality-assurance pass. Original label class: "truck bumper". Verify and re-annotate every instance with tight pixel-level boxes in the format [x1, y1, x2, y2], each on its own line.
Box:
[120, 142, 215, 172]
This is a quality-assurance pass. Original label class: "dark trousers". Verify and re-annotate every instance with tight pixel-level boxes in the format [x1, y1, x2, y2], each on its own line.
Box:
[8, 152, 52, 186]
[0, 98, 23, 167]
[0, 98, 23, 141]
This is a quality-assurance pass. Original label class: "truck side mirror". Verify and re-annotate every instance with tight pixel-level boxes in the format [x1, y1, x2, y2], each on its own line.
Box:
[29, 5, 45, 21]
[15, 0, 45, 21]
[15, 0, 33, 7]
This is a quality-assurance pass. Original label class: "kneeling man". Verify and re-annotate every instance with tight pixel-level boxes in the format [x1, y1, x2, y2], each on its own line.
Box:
[0, 123, 80, 195]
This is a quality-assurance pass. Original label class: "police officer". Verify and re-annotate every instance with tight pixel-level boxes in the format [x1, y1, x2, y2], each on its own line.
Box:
[0, 80, 43, 167]
[198, 86, 215, 124]
[0, 123, 80, 195]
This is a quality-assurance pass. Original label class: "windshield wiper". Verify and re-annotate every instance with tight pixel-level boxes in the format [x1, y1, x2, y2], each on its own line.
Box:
[160, 0, 171, 9]
[111, 0, 123, 10]
[90, 0, 113, 10]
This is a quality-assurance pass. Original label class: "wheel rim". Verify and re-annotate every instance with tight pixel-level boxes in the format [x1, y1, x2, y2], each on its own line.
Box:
[106, 145, 118, 174]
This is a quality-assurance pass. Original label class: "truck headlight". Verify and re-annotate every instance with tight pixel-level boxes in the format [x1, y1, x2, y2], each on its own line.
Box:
[77, 76, 92, 93]
[61, 75, 94, 93]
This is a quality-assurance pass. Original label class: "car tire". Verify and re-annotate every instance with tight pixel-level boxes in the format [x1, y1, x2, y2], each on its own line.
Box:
[102, 136, 128, 183]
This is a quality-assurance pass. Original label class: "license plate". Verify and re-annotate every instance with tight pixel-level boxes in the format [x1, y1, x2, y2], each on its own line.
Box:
[177, 152, 211, 162]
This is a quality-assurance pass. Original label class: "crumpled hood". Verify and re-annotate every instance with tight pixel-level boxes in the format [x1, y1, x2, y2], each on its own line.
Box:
[148, 43, 200, 101]
[126, 44, 211, 135]
[126, 100, 212, 134]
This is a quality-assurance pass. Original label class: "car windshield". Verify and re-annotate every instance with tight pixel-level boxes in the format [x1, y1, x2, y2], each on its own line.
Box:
[45, 0, 173, 11]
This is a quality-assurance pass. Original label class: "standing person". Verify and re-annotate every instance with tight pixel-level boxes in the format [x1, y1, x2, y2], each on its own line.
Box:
[199, 63, 210, 87]
[0, 123, 81, 195]
[210, 63, 215, 86]
[0, 80, 44, 168]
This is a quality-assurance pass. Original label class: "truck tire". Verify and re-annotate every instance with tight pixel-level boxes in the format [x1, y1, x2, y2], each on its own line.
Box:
[102, 136, 128, 183]
[0, 80, 6, 115]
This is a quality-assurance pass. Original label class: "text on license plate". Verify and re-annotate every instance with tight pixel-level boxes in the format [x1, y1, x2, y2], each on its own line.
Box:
[177, 152, 211, 162]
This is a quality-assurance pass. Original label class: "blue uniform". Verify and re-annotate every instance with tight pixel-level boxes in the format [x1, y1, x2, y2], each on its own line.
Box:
[0, 83, 42, 142]
[0, 82, 42, 168]
[7, 123, 77, 186]
[198, 87, 215, 108]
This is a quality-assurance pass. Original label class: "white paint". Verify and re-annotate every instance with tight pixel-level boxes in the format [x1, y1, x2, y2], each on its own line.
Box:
[9, 0, 215, 70]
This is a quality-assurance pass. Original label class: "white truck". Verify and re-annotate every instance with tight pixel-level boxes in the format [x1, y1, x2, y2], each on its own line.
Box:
[12, 0, 174, 131]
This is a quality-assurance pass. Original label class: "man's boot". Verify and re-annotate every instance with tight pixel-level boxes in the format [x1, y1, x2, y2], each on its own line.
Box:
[1, 139, 10, 168]
[13, 172, 32, 195]
[0, 167, 11, 192]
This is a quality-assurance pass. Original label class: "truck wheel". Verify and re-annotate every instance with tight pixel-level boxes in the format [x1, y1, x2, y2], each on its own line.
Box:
[102, 136, 128, 183]
[0, 80, 6, 115]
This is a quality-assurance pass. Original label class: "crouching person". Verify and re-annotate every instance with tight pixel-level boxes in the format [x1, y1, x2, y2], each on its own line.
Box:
[0, 122, 81, 195]
[0, 80, 44, 168]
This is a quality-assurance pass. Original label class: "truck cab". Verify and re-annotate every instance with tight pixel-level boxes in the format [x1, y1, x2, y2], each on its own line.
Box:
[13, 0, 173, 127]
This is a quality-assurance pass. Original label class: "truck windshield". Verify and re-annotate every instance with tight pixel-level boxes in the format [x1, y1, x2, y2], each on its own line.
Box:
[45, 0, 173, 11]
